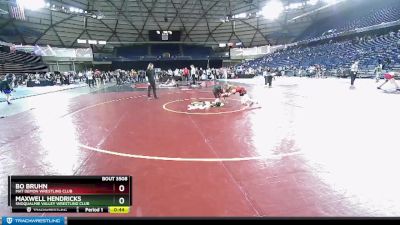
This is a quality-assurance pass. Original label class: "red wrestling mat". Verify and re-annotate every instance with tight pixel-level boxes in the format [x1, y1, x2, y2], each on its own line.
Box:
[68, 91, 256, 160]
[163, 98, 247, 115]
[133, 81, 217, 90]
[132, 83, 149, 89]
[2, 82, 399, 217]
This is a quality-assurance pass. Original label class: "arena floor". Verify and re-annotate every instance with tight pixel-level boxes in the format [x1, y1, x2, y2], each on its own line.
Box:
[1, 77, 400, 217]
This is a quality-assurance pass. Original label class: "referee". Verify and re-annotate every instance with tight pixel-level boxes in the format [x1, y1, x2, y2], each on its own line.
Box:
[146, 63, 158, 99]
[350, 60, 359, 89]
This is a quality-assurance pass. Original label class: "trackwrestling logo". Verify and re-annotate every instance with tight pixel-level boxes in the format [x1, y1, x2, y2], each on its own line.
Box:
[2, 217, 64, 225]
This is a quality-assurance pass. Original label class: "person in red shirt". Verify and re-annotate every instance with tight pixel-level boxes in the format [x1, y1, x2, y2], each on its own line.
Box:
[224, 85, 246, 96]
[233, 86, 247, 96]
[183, 67, 189, 83]
[377, 71, 400, 91]
[225, 85, 258, 106]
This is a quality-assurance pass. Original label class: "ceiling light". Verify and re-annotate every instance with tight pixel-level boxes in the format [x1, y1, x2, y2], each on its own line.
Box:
[17, 0, 46, 11]
[260, 0, 284, 20]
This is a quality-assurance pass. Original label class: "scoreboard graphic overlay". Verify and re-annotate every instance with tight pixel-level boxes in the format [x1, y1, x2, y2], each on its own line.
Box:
[8, 176, 132, 214]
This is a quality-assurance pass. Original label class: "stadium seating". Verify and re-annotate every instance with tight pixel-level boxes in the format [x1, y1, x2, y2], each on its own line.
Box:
[240, 30, 400, 70]
[0, 51, 42, 64]
[297, 0, 400, 41]
[116, 45, 149, 60]
[182, 45, 212, 59]
[150, 44, 181, 58]
[115, 45, 212, 60]
[0, 50, 48, 75]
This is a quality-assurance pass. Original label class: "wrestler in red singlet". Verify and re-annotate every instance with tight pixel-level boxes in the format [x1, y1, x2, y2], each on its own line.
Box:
[235, 87, 247, 96]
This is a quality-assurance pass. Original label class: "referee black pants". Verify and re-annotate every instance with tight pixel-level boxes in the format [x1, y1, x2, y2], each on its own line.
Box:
[265, 76, 273, 87]
[148, 80, 157, 98]
[350, 72, 357, 86]
[191, 75, 196, 85]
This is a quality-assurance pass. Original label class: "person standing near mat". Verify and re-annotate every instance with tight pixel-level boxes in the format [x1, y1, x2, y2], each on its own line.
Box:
[86, 69, 94, 88]
[263, 68, 274, 88]
[146, 63, 158, 99]
[350, 60, 359, 89]
[183, 67, 189, 83]
[190, 65, 197, 85]
[0, 75, 14, 105]
[374, 61, 383, 83]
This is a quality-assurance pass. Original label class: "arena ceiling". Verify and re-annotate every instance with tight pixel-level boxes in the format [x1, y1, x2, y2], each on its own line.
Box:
[0, 0, 349, 52]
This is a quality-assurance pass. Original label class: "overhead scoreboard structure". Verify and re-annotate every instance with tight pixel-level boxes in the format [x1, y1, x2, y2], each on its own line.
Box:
[8, 176, 132, 214]
[148, 30, 181, 41]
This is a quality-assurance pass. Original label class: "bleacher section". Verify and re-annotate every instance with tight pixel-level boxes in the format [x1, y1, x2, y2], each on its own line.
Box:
[150, 44, 181, 58]
[0, 51, 42, 64]
[241, 31, 400, 70]
[0, 50, 48, 75]
[114, 44, 212, 60]
[297, 0, 400, 42]
[116, 45, 149, 60]
[182, 45, 212, 59]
